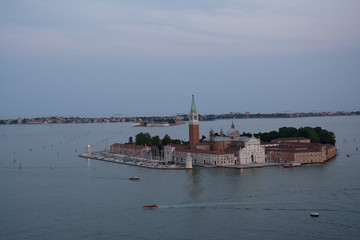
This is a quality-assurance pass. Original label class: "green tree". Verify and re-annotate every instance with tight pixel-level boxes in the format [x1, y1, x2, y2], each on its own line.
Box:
[295, 127, 320, 143]
[151, 135, 161, 146]
[279, 127, 297, 138]
[171, 139, 182, 144]
[135, 132, 151, 146]
[167, 119, 175, 124]
[128, 136, 133, 144]
[162, 134, 171, 145]
[318, 129, 336, 145]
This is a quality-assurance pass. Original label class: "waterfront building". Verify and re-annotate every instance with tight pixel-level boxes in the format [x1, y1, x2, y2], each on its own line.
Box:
[265, 138, 337, 164]
[238, 137, 266, 164]
[171, 147, 235, 166]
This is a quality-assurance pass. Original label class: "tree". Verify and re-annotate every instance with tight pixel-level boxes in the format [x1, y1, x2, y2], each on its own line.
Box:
[167, 119, 175, 124]
[279, 127, 297, 138]
[171, 139, 181, 144]
[135, 132, 151, 146]
[318, 129, 336, 145]
[128, 136, 133, 144]
[162, 134, 171, 145]
[295, 127, 320, 143]
[151, 135, 161, 146]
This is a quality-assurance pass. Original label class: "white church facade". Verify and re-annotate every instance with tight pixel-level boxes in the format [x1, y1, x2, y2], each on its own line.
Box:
[238, 137, 266, 164]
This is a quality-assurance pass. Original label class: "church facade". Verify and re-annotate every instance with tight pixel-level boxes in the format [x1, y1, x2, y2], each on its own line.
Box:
[164, 95, 266, 167]
[238, 137, 265, 164]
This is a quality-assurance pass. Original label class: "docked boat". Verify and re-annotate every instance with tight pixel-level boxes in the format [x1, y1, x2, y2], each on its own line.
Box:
[167, 165, 181, 169]
[143, 205, 158, 208]
[310, 212, 319, 217]
[283, 162, 301, 168]
[129, 177, 140, 181]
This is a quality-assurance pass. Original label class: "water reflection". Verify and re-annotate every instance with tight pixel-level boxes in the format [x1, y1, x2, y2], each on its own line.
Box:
[186, 167, 203, 200]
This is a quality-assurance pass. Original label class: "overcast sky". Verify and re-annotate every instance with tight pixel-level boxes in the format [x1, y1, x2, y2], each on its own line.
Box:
[1, 0, 359, 118]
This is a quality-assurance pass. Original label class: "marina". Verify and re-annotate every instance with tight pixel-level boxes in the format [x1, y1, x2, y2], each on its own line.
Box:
[78, 151, 185, 170]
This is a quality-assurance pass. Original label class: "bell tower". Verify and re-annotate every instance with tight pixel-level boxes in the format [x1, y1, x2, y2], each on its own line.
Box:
[189, 94, 199, 148]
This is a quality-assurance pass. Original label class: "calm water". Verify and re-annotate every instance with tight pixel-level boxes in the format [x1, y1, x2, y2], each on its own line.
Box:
[1, 116, 359, 240]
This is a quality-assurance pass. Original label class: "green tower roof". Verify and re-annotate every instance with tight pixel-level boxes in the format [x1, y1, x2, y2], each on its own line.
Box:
[191, 94, 197, 112]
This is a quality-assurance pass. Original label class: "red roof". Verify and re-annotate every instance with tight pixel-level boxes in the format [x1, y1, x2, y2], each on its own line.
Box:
[175, 147, 232, 155]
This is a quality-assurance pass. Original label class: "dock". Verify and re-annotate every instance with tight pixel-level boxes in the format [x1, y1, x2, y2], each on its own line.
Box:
[225, 162, 282, 169]
[78, 152, 185, 170]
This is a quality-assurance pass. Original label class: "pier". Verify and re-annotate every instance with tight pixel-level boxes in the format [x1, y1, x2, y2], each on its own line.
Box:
[78, 151, 185, 170]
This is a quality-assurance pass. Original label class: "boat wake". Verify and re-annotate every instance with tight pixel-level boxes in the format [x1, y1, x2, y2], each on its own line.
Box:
[157, 201, 354, 213]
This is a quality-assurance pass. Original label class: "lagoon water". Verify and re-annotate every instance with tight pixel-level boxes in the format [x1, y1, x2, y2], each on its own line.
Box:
[1, 116, 360, 240]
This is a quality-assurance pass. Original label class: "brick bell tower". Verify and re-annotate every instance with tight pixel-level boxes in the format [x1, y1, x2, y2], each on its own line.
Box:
[189, 94, 199, 148]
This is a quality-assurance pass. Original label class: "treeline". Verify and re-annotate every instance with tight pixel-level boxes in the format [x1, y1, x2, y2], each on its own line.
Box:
[130, 132, 187, 146]
[243, 126, 336, 145]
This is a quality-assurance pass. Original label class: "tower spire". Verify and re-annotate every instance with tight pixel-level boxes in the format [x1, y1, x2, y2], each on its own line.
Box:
[191, 94, 197, 112]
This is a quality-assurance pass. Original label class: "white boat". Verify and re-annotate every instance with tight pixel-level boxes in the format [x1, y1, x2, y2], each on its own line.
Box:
[310, 212, 319, 217]
[283, 162, 301, 168]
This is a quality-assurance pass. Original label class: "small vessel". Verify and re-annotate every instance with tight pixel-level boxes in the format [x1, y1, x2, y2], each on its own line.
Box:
[167, 165, 181, 169]
[143, 205, 158, 208]
[283, 162, 301, 168]
[129, 177, 140, 181]
[346, 154, 350, 157]
[310, 212, 319, 217]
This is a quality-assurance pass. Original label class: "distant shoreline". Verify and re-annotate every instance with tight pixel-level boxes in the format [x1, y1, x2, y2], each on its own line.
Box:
[1, 111, 359, 125]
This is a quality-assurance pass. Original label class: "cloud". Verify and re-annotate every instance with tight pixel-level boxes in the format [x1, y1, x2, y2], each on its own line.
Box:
[1, 0, 360, 58]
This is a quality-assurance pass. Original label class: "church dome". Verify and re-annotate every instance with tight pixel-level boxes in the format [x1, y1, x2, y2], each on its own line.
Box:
[226, 128, 240, 136]
[226, 122, 240, 137]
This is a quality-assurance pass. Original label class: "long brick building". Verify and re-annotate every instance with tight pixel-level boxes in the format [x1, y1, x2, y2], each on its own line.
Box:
[265, 138, 337, 164]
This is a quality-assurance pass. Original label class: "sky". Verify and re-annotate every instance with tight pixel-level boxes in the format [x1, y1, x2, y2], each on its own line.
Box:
[1, 0, 360, 118]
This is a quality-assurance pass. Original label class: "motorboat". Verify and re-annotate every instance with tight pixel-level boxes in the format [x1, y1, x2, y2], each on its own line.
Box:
[129, 177, 140, 181]
[310, 212, 319, 217]
[283, 162, 301, 168]
[143, 205, 158, 209]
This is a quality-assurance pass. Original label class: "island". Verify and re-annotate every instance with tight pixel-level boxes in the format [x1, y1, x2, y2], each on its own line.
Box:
[80, 95, 337, 169]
